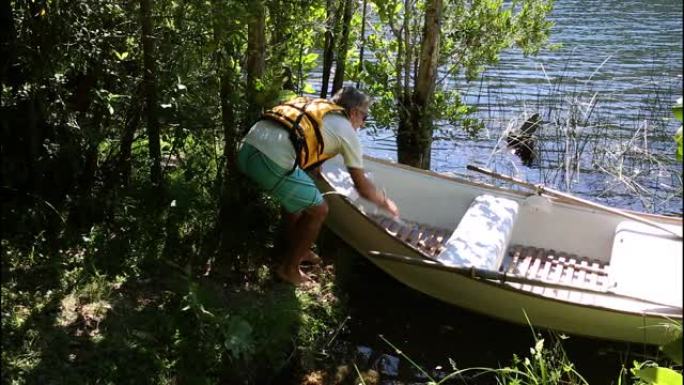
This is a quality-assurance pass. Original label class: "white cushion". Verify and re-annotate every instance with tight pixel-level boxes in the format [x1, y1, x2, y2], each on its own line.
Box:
[436, 194, 519, 270]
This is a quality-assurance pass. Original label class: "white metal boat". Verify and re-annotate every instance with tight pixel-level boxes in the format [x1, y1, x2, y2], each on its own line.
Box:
[318, 155, 683, 345]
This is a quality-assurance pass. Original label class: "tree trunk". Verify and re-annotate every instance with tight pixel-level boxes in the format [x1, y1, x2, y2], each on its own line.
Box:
[397, 0, 442, 170]
[0, 0, 18, 95]
[355, 0, 368, 88]
[220, 70, 238, 171]
[331, 0, 353, 95]
[118, 85, 142, 188]
[140, 0, 162, 188]
[245, 0, 265, 128]
[321, 0, 341, 98]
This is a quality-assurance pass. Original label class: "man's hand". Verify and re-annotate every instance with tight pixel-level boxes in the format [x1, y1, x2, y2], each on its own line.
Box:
[381, 196, 400, 218]
[348, 168, 400, 218]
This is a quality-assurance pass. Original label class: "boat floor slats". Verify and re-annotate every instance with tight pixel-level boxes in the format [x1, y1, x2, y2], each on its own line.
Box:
[368, 214, 449, 257]
[368, 215, 614, 303]
[504, 245, 610, 302]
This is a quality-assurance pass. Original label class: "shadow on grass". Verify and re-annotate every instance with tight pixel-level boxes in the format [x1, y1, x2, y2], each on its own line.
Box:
[2, 177, 342, 384]
[4, 256, 306, 384]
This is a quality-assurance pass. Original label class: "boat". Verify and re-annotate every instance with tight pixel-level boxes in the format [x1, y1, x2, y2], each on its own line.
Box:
[317, 155, 683, 345]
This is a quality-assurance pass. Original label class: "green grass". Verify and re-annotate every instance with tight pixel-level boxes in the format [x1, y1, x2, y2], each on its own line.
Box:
[2, 162, 348, 385]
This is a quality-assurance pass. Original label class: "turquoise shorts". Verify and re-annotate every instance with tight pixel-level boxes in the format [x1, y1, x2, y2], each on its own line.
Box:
[237, 143, 324, 213]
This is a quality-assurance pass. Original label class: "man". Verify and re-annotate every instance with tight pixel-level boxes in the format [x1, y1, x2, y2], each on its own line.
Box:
[237, 86, 400, 285]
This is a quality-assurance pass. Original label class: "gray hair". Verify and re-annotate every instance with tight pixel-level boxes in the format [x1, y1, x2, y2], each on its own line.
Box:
[330, 86, 371, 111]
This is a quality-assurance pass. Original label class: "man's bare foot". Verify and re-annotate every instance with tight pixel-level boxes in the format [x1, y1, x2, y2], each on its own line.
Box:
[301, 250, 322, 265]
[275, 264, 312, 286]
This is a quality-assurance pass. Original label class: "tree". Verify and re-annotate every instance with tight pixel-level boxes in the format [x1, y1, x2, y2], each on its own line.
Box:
[245, 0, 266, 127]
[331, 0, 354, 95]
[140, 0, 162, 187]
[320, 0, 343, 98]
[397, 0, 442, 167]
[364, 0, 555, 169]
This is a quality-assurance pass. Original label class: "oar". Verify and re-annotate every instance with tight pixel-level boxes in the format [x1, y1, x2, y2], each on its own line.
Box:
[369, 251, 682, 310]
[466, 164, 683, 239]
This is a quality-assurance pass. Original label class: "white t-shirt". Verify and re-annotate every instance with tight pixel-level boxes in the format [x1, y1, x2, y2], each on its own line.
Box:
[243, 112, 364, 170]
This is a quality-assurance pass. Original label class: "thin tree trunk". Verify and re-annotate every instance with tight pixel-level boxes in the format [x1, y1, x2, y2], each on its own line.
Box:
[140, 0, 162, 188]
[403, 0, 411, 104]
[220, 71, 238, 171]
[414, 0, 441, 108]
[331, 0, 353, 95]
[199, 0, 242, 277]
[245, 0, 265, 128]
[0, 0, 17, 95]
[321, 0, 342, 97]
[118, 85, 142, 188]
[321, 0, 334, 97]
[356, 0, 368, 88]
[394, 3, 405, 122]
[216, 64, 244, 275]
[397, 0, 441, 169]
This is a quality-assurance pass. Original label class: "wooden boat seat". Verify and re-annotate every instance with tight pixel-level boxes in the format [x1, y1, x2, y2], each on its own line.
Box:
[608, 221, 683, 308]
[435, 195, 520, 270]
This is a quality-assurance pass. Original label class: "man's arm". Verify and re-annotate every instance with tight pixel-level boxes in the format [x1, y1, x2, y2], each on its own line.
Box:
[348, 168, 399, 217]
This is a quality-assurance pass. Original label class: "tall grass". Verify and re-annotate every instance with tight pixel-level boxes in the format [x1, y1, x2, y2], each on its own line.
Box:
[476, 57, 682, 215]
[371, 331, 588, 385]
[361, 318, 682, 385]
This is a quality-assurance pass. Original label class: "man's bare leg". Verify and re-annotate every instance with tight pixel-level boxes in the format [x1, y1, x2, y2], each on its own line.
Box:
[282, 209, 322, 264]
[276, 202, 329, 285]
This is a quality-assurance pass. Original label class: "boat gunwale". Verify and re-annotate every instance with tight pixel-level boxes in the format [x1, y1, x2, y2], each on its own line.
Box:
[362, 155, 683, 225]
[368, 250, 683, 319]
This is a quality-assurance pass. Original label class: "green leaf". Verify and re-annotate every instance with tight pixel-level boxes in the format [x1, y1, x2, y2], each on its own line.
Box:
[113, 50, 129, 60]
[673, 97, 683, 122]
[394, 2, 404, 15]
[278, 90, 297, 103]
[635, 367, 683, 385]
[674, 126, 682, 162]
[662, 334, 683, 365]
[302, 52, 319, 65]
[302, 82, 315, 94]
[223, 317, 254, 360]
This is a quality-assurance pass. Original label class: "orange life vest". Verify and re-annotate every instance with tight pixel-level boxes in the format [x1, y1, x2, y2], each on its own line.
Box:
[262, 97, 346, 171]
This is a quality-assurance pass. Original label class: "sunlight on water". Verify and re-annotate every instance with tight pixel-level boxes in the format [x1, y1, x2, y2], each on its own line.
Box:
[347, 0, 683, 215]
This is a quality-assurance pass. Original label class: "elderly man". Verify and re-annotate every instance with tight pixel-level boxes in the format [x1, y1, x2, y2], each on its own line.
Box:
[237, 86, 399, 285]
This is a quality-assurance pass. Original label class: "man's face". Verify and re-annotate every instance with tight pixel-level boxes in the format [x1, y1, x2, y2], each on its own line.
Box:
[351, 105, 369, 130]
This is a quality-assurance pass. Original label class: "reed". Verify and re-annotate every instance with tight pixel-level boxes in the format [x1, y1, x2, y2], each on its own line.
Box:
[368, 316, 681, 384]
[373, 329, 589, 385]
[475, 56, 682, 214]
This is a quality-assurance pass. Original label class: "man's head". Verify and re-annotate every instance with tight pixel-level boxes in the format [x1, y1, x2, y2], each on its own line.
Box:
[331, 86, 371, 130]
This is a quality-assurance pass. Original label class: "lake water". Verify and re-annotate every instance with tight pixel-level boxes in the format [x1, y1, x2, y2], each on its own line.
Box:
[354, 0, 683, 215]
[315, 1, 681, 384]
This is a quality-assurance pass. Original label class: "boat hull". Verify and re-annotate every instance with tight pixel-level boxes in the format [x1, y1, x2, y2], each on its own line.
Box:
[319, 155, 683, 345]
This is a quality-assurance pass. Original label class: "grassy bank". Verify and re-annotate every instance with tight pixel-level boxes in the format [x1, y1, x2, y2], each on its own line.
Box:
[2, 161, 349, 384]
